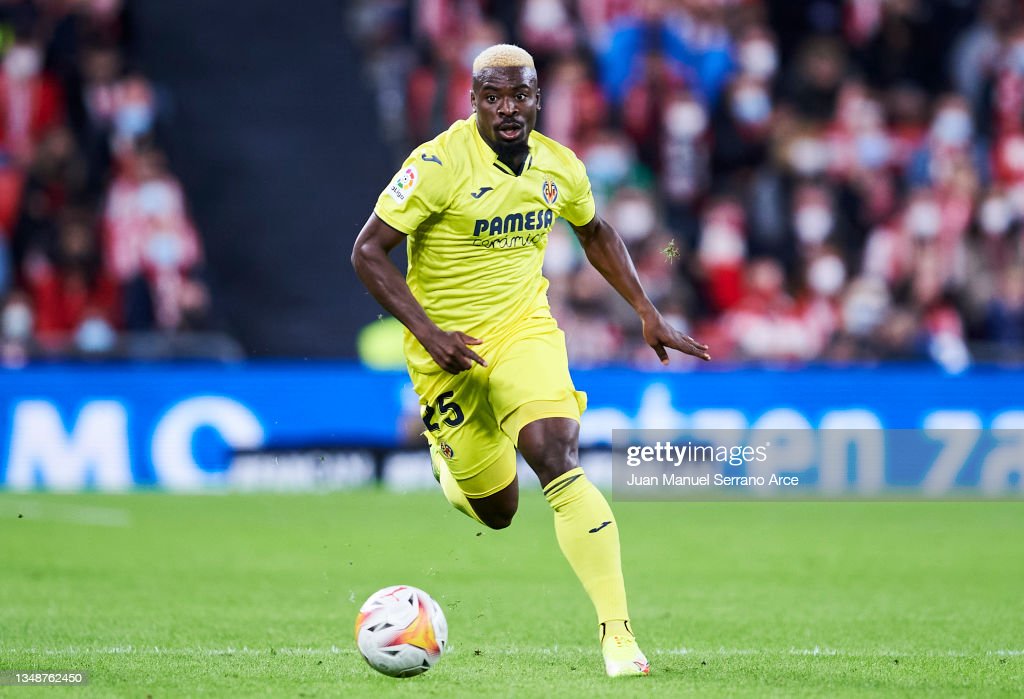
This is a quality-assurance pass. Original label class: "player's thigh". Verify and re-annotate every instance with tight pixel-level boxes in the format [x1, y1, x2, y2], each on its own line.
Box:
[414, 367, 518, 498]
[487, 320, 586, 443]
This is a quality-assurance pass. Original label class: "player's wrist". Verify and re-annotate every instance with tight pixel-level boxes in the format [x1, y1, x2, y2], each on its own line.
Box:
[635, 302, 660, 324]
[413, 322, 445, 346]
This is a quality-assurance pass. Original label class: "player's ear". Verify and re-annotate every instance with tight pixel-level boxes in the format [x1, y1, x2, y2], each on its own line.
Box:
[536, 89, 541, 111]
[470, 90, 476, 112]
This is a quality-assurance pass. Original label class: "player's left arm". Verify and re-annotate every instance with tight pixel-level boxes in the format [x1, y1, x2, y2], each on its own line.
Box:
[570, 214, 711, 363]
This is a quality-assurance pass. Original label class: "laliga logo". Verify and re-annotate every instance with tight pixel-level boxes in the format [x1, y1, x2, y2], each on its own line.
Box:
[387, 165, 418, 203]
[395, 167, 417, 191]
[542, 180, 558, 205]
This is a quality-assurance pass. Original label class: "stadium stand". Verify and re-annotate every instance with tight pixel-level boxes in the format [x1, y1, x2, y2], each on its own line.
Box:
[3, 0, 1022, 370]
[350, 0, 1024, 370]
[0, 0, 241, 363]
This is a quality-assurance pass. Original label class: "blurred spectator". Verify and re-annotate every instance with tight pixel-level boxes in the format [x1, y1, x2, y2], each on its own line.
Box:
[986, 266, 1024, 350]
[103, 146, 203, 331]
[722, 257, 814, 362]
[406, 20, 504, 145]
[538, 51, 607, 153]
[0, 35, 63, 165]
[711, 73, 773, 180]
[12, 126, 87, 272]
[110, 73, 159, 157]
[658, 90, 711, 212]
[696, 197, 746, 313]
[577, 128, 642, 203]
[24, 211, 118, 352]
[856, 0, 942, 93]
[798, 250, 844, 356]
[953, 0, 1017, 127]
[518, 0, 578, 61]
[784, 37, 845, 123]
[600, 0, 734, 108]
[621, 54, 691, 172]
[907, 93, 988, 189]
[0, 288, 35, 365]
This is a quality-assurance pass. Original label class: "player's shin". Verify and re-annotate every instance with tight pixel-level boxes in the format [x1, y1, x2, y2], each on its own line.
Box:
[543, 467, 629, 625]
[543, 467, 650, 676]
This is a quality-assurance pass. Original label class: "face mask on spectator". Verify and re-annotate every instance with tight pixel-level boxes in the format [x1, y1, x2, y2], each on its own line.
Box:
[931, 109, 972, 148]
[522, 0, 568, 32]
[739, 40, 777, 80]
[979, 196, 1012, 237]
[75, 316, 116, 353]
[787, 137, 829, 176]
[907, 201, 941, 239]
[665, 101, 707, 140]
[1, 301, 32, 341]
[855, 131, 890, 170]
[138, 181, 175, 216]
[794, 205, 833, 244]
[807, 254, 846, 297]
[613, 199, 656, 241]
[585, 144, 631, 185]
[731, 86, 771, 125]
[699, 222, 745, 265]
[145, 230, 185, 268]
[115, 103, 155, 138]
[4, 46, 41, 80]
[843, 278, 889, 336]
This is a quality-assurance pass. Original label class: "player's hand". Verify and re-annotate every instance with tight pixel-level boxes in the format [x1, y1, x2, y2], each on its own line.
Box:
[422, 329, 488, 374]
[641, 311, 711, 364]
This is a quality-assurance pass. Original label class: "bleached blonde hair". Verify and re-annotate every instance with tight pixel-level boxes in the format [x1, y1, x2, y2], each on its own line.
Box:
[472, 44, 536, 75]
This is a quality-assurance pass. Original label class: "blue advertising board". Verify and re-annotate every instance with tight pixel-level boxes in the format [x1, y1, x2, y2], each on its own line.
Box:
[0, 363, 1021, 492]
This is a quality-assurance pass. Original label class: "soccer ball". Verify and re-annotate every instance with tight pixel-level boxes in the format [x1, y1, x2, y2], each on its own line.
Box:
[354, 585, 447, 677]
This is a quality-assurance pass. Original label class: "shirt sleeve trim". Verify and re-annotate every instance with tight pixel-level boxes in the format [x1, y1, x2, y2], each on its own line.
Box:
[373, 206, 416, 236]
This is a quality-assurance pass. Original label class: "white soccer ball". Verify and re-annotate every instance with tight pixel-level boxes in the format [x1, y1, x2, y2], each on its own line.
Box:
[354, 585, 448, 677]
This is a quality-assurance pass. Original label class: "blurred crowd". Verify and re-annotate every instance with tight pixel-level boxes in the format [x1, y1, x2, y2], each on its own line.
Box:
[353, 0, 1024, 370]
[0, 0, 211, 365]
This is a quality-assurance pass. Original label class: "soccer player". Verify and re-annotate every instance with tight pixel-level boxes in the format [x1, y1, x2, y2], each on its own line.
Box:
[351, 44, 710, 677]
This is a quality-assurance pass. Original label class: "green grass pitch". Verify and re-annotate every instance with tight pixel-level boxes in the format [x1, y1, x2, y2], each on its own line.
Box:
[1, 489, 1022, 697]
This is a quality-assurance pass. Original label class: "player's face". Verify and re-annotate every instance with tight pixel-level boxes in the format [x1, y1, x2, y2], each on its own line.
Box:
[471, 67, 540, 154]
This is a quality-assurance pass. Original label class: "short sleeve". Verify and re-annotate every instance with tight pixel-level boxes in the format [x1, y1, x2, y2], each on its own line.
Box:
[373, 148, 450, 235]
[560, 155, 596, 228]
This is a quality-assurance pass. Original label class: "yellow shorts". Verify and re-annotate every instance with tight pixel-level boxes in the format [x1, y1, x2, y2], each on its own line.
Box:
[410, 314, 587, 498]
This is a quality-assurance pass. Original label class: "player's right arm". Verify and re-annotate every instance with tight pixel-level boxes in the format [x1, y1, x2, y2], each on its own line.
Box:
[351, 213, 486, 374]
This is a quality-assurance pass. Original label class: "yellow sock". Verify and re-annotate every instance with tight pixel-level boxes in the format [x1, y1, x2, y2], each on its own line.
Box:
[544, 467, 629, 624]
[431, 445, 484, 525]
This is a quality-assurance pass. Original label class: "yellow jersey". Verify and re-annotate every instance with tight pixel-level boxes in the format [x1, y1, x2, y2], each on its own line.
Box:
[374, 115, 596, 374]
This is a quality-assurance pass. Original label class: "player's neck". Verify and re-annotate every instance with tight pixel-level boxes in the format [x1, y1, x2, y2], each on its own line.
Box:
[497, 150, 529, 176]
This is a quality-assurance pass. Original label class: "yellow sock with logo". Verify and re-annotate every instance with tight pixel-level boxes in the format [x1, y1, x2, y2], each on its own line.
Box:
[543, 467, 629, 624]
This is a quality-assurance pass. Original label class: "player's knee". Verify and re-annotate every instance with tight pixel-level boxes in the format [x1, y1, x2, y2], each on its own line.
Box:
[518, 419, 580, 487]
[523, 444, 578, 487]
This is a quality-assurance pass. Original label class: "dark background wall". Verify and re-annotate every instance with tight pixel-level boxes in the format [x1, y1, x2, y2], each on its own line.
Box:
[128, 0, 392, 357]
